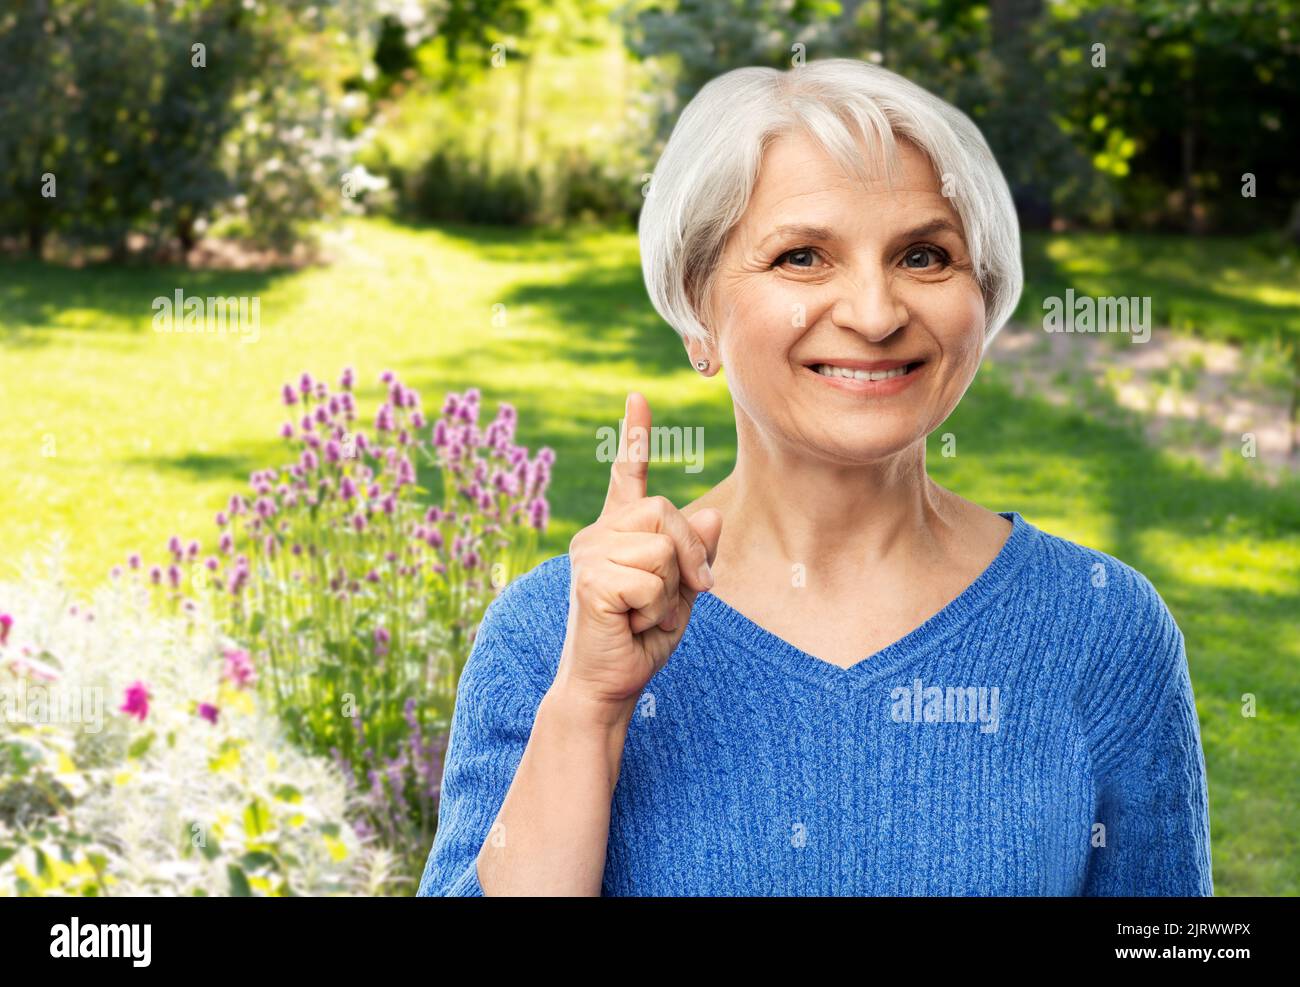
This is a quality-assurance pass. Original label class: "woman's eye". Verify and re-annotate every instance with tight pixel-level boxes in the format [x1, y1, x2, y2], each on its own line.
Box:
[775, 248, 819, 269]
[902, 246, 947, 270]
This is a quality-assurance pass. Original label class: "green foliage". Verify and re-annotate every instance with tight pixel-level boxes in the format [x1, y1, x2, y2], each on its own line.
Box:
[0, 0, 373, 256]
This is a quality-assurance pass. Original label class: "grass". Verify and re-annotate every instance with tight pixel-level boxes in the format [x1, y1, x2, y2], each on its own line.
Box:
[1, 218, 1297, 895]
[1020, 230, 1300, 349]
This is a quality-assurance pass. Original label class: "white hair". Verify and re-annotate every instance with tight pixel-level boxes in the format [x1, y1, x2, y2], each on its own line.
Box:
[638, 58, 1023, 353]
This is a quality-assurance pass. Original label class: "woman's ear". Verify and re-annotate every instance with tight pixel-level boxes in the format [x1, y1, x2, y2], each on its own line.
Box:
[687, 344, 718, 376]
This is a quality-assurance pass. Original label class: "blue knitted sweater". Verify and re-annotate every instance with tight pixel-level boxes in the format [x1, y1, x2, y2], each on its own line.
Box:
[416, 511, 1214, 896]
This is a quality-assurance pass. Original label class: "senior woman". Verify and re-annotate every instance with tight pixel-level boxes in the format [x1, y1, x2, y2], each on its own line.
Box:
[416, 58, 1213, 896]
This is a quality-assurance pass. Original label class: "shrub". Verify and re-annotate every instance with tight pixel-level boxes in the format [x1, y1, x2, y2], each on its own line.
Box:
[0, 544, 396, 896]
[112, 369, 554, 874]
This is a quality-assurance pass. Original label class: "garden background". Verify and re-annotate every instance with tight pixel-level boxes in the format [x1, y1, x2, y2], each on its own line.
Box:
[0, 0, 1297, 896]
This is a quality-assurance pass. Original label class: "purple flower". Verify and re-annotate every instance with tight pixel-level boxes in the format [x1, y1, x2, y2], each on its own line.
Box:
[396, 456, 415, 486]
[340, 475, 357, 500]
[529, 497, 549, 531]
[128, 553, 142, 570]
[197, 702, 219, 725]
[340, 367, 354, 391]
[148, 566, 162, 586]
[222, 647, 257, 689]
[120, 681, 151, 722]
[0, 613, 11, 647]
[280, 422, 294, 439]
[299, 372, 314, 396]
[282, 383, 298, 406]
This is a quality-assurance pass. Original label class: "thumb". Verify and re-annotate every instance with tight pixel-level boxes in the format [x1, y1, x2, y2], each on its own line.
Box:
[684, 508, 724, 599]
[689, 508, 723, 566]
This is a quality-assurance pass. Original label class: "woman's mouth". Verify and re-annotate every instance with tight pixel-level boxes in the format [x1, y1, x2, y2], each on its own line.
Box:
[801, 360, 927, 395]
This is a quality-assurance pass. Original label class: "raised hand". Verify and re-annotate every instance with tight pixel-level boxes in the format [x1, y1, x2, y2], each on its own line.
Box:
[557, 391, 723, 713]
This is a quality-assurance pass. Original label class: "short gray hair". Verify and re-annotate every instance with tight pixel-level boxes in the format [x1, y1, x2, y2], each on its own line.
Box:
[638, 58, 1022, 352]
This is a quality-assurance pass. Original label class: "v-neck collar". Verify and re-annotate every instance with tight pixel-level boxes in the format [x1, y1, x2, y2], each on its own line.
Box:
[690, 511, 1040, 692]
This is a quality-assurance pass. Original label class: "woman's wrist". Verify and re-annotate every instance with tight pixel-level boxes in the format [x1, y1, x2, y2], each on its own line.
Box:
[543, 673, 638, 733]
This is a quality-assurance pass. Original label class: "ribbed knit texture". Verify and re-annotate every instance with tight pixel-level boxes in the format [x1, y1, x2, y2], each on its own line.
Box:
[415, 511, 1214, 896]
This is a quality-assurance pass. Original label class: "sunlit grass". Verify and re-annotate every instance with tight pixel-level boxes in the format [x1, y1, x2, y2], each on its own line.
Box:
[1020, 231, 1300, 347]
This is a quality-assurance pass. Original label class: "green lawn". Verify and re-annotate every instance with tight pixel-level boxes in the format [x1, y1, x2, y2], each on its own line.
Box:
[1020, 230, 1300, 349]
[1, 218, 1297, 895]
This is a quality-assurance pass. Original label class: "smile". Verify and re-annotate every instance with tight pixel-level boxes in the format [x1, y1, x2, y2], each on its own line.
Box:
[801, 360, 926, 395]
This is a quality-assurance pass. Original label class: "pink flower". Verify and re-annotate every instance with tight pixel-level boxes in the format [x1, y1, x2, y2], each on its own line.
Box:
[197, 702, 219, 725]
[128, 552, 142, 570]
[221, 647, 257, 689]
[9, 654, 60, 682]
[0, 613, 12, 646]
[282, 383, 298, 406]
[120, 681, 151, 722]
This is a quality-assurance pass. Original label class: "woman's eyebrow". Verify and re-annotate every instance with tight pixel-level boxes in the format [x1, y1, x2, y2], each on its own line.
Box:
[757, 218, 965, 249]
[895, 218, 964, 241]
[757, 223, 839, 247]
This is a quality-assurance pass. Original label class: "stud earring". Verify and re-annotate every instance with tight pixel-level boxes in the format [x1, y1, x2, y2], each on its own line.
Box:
[694, 358, 709, 372]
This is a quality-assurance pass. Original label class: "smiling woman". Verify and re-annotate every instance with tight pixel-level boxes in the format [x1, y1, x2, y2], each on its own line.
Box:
[415, 58, 1214, 897]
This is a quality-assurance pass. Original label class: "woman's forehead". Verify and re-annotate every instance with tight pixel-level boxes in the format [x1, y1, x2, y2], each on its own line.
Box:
[753, 133, 942, 202]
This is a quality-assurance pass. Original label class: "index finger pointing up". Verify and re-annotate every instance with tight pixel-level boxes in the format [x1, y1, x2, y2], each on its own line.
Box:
[603, 391, 652, 514]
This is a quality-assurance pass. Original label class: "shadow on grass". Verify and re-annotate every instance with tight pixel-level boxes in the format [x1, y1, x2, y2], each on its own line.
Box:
[1018, 232, 1300, 346]
[124, 442, 287, 488]
[0, 258, 292, 342]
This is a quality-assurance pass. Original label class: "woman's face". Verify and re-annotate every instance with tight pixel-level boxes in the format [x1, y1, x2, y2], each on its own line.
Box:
[703, 132, 987, 466]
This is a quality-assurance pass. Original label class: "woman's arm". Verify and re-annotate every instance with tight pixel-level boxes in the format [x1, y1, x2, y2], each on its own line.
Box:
[475, 676, 636, 895]
[415, 596, 637, 897]
[1082, 626, 1214, 896]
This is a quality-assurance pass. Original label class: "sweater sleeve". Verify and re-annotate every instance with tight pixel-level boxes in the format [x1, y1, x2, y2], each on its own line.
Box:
[415, 593, 548, 897]
[1082, 621, 1214, 896]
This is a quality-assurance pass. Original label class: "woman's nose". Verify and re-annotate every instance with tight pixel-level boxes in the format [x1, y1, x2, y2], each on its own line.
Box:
[829, 272, 909, 341]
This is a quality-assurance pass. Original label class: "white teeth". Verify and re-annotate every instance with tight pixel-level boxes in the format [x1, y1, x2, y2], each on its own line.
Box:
[813, 363, 912, 381]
